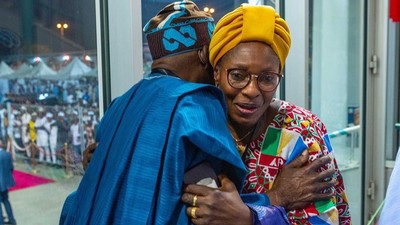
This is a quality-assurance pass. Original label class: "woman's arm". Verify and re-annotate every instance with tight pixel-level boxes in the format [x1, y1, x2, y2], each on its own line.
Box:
[181, 153, 336, 225]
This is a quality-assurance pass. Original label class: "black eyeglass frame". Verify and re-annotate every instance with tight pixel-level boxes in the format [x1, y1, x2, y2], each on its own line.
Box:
[221, 66, 284, 92]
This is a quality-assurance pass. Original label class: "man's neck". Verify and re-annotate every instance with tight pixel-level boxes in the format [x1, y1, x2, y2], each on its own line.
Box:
[151, 68, 179, 77]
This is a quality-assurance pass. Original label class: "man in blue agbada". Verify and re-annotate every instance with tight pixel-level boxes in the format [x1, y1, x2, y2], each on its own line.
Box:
[60, 1, 254, 224]
[60, 1, 334, 224]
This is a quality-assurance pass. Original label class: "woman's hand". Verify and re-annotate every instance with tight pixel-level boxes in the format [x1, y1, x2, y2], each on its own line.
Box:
[267, 151, 336, 211]
[181, 174, 252, 225]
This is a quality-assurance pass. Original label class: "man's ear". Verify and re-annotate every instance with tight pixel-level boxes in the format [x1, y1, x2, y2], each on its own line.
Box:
[198, 45, 209, 66]
[198, 45, 215, 84]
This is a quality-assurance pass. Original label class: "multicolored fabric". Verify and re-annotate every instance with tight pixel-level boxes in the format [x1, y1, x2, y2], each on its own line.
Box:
[242, 99, 352, 225]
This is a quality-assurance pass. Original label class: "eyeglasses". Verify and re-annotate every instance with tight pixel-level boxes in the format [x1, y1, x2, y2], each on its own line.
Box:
[222, 67, 283, 92]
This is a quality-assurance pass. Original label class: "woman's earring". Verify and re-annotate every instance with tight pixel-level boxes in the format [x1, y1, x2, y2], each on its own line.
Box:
[215, 82, 220, 88]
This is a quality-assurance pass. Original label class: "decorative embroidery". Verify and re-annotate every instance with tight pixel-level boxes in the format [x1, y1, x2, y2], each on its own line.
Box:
[242, 100, 351, 225]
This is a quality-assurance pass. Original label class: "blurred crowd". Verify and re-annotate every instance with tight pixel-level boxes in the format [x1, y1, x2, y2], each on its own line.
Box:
[0, 103, 99, 166]
[2, 77, 99, 107]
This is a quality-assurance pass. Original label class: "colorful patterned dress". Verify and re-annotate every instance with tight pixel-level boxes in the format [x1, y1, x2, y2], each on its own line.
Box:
[242, 99, 352, 225]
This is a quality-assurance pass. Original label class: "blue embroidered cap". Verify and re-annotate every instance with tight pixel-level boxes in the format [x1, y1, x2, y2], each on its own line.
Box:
[143, 0, 214, 60]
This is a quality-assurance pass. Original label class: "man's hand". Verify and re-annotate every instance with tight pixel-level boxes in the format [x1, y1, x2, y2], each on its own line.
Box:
[267, 151, 336, 211]
[181, 174, 252, 225]
[82, 142, 97, 170]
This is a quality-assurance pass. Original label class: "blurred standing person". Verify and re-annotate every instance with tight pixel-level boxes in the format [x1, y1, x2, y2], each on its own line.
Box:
[55, 111, 69, 150]
[35, 110, 50, 163]
[0, 139, 16, 225]
[81, 110, 90, 124]
[47, 112, 58, 164]
[12, 111, 23, 149]
[83, 120, 95, 147]
[25, 111, 38, 170]
[4, 110, 14, 144]
[82, 91, 90, 105]
[2, 110, 8, 143]
[70, 116, 82, 160]
[62, 85, 68, 104]
[0, 104, 5, 142]
[88, 110, 99, 132]
[27, 112, 37, 160]
[20, 106, 31, 151]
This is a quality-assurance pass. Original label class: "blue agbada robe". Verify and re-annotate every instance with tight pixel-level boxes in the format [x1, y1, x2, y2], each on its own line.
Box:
[60, 74, 255, 224]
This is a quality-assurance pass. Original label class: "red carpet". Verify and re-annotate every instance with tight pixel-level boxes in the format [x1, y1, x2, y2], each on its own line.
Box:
[9, 170, 54, 192]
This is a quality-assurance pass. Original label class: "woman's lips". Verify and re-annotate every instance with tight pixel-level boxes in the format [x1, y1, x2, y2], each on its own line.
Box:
[235, 103, 258, 115]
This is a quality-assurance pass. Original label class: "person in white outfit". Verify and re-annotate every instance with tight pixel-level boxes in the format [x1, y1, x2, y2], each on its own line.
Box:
[12, 111, 23, 149]
[35, 110, 50, 163]
[47, 113, 58, 164]
[4, 110, 14, 143]
[20, 106, 31, 154]
[0, 105, 5, 142]
[70, 116, 81, 160]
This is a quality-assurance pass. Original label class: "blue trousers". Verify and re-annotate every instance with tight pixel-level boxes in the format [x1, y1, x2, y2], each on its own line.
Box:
[0, 190, 15, 225]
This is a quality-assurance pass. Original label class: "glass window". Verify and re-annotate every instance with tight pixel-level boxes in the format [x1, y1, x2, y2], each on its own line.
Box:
[387, 22, 400, 159]
[309, 1, 364, 224]
[0, 0, 98, 223]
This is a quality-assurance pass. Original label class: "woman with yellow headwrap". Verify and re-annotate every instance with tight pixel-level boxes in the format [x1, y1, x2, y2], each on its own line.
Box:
[182, 4, 351, 225]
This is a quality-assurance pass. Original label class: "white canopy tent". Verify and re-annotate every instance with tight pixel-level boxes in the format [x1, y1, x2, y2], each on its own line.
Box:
[2, 61, 56, 79]
[0, 61, 14, 76]
[1, 58, 96, 81]
[29, 61, 57, 78]
[1, 62, 31, 79]
[14, 63, 32, 74]
[82, 67, 98, 78]
[57, 57, 92, 79]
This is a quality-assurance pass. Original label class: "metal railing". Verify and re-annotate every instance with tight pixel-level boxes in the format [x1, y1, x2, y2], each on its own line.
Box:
[328, 125, 360, 138]
[329, 125, 361, 169]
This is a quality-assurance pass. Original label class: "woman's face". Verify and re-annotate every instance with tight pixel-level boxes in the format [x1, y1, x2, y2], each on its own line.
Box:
[214, 42, 280, 129]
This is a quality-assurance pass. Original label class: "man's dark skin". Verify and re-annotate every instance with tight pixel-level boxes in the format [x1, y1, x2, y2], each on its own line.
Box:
[82, 143, 335, 213]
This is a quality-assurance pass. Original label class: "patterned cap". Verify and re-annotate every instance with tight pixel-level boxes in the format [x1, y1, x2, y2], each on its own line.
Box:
[143, 0, 214, 60]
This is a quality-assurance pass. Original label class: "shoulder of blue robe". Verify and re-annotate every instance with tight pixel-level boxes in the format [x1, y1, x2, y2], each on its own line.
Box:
[59, 191, 76, 224]
[61, 75, 246, 225]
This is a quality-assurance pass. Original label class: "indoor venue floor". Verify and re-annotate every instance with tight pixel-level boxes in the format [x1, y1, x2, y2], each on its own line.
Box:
[3, 158, 82, 225]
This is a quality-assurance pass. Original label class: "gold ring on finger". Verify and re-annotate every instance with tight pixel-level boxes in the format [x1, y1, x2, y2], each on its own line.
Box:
[191, 207, 198, 219]
[192, 195, 198, 207]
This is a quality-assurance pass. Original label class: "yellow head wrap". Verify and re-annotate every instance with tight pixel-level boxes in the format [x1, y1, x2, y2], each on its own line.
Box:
[209, 4, 291, 72]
